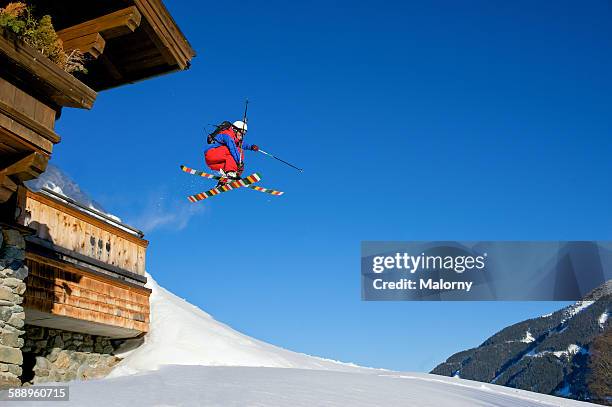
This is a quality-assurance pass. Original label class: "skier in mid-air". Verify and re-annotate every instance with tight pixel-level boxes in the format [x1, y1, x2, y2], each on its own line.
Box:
[179, 105, 300, 202]
[203, 120, 259, 186]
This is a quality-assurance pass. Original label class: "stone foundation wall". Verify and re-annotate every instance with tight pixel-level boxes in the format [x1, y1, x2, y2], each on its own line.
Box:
[0, 227, 28, 390]
[1, 226, 133, 388]
[21, 325, 122, 384]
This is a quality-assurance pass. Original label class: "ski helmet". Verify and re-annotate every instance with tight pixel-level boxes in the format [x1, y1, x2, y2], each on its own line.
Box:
[232, 120, 247, 132]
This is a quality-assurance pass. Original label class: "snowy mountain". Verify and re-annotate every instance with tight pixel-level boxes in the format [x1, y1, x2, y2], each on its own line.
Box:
[432, 280, 611, 405]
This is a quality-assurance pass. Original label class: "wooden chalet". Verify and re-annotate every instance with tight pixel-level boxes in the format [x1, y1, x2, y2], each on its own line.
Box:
[16, 186, 150, 338]
[0, 0, 194, 346]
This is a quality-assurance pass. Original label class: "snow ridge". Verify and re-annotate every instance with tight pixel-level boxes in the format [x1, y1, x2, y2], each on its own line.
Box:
[109, 273, 368, 377]
[561, 301, 594, 323]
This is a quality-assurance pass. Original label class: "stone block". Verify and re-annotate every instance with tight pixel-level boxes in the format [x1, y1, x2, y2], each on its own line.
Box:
[12, 282, 26, 296]
[54, 352, 71, 369]
[0, 371, 20, 390]
[3, 278, 23, 289]
[0, 307, 11, 322]
[0, 331, 21, 347]
[71, 352, 87, 364]
[1, 230, 24, 249]
[33, 368, 49, 377]
[0, 247, 25, 261]
[35, 356, 51, 370]
[0, 345, 22, 364]
[2, 325, 25, 335]
[7, 364, 21, 376]
[0, 286, 14, 302]
[7, 312, 25, 329]
[10, 305, 23, 313]
[47, 348, 61, 363]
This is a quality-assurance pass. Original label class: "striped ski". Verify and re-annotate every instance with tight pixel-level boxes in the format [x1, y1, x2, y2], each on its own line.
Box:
[181, 164, 284, 201]
[245, 185, 284, 196]
[181, 165, 235, 181]
[186, 173, 262, 202]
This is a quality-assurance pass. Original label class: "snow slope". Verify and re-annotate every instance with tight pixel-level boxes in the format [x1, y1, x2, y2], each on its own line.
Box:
[3, 366, 596, 406]
[2, 274, 598, 406]
[108, 273, 366, 377]
[94, 275, 595, 406]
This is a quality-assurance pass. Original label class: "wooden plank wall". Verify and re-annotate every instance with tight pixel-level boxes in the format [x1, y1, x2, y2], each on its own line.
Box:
[0, 77, 57, 156]
[25, 255, 150, 335]
[23, 191, 147, 276]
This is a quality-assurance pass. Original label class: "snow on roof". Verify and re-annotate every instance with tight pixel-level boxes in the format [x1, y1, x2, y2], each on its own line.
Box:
[25, 163, 121, 222]
[24, 163, 144, 237]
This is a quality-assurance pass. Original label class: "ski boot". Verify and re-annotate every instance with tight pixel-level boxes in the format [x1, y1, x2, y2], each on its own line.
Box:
[216, 170, 240, 188]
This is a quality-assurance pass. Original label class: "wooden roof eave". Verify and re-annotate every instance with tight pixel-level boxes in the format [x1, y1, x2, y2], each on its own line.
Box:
[0, 29, 97, 110]
[133, 0, 195, 70]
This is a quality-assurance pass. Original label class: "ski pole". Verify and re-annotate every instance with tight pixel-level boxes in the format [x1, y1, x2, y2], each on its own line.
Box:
[257, 149, 303, 172]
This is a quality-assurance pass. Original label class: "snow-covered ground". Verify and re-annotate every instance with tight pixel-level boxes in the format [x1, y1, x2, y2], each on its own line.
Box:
[2, 274, 598, 406]
[3, 365, 598, 407]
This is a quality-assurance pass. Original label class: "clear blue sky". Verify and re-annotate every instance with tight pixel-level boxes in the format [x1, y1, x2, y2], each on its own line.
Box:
[50, 0, 611, 371]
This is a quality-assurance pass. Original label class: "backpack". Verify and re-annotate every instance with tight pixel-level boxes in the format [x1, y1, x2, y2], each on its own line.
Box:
[206, 121, 233, 144]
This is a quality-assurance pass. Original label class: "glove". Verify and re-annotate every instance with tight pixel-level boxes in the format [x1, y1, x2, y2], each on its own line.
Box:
[251, 145, 259, 152]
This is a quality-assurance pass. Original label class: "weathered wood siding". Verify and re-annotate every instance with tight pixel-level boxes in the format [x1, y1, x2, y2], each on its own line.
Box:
[22, 190, 147, 276]
[0, 77, 57, 156]
[25, 254, 150, 336]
